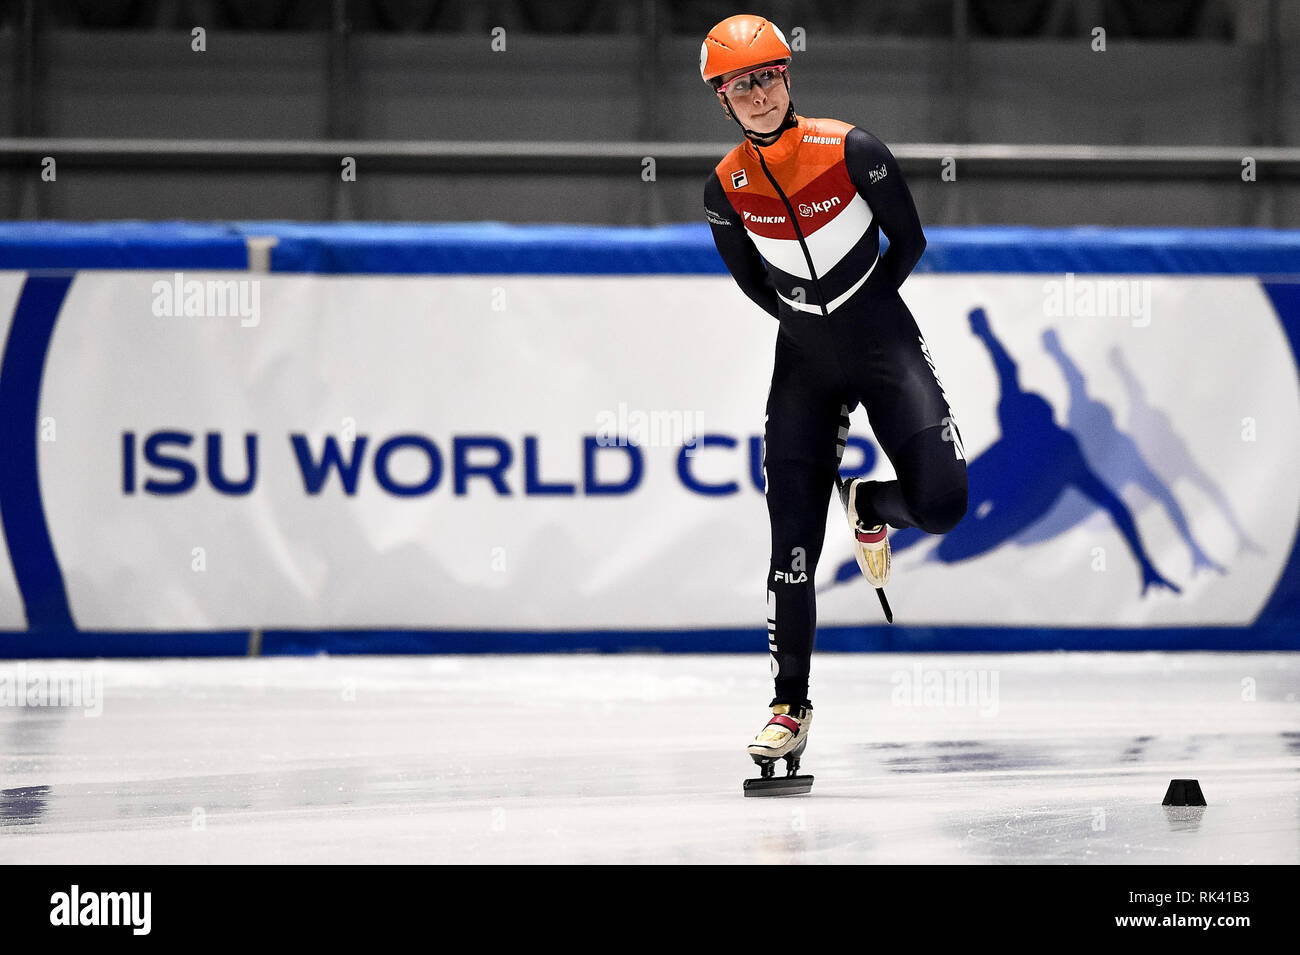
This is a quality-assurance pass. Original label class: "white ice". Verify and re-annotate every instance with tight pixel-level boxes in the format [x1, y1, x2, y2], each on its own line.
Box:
[1, 652, 1297, 863]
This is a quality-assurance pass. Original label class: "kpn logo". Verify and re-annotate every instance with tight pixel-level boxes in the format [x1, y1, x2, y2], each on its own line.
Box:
[798, 195, 841, 217]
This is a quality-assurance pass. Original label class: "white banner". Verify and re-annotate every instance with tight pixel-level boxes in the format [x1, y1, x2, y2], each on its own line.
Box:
[35, 272, 1300, 630]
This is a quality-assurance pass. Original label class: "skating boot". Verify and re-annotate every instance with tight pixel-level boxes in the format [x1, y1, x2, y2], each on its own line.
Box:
[743, 703, 814, 796]
[839, 477, 890, 587]
[838, 476, 894, 622]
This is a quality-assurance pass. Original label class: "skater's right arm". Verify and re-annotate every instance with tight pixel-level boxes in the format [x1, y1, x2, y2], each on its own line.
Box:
[704, 173, 780, 320]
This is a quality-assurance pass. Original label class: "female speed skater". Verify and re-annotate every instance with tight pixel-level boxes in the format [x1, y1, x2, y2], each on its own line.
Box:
[700, 14, 969, 794]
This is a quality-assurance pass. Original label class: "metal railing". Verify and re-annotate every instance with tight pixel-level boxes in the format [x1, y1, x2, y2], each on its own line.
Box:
[3, 138, 1299, 178]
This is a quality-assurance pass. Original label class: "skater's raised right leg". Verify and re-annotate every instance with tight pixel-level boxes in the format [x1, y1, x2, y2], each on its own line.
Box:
[847, 424, 968, 535]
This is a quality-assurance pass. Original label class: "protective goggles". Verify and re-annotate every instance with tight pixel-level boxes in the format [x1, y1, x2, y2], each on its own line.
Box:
[715, 63, 787, 97]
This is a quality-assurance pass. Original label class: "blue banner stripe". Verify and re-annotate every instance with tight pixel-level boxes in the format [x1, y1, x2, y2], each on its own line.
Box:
[258, 626, 1299, 654]
[1255, 281, 1300, 634]
[260, 627, 1300, 654]
[0, 625, 1294, 659]
[0, 631, 249, 658]
[0, 275, 76, 632]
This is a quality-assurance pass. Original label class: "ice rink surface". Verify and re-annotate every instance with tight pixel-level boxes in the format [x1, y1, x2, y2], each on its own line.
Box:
[1, 651, 1296, 864]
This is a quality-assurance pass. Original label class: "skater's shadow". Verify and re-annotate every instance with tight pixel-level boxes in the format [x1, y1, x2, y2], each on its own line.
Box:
[1009, 329, 1230, 577]
[829, 307, 1182, 597]
[1107, 346, 1263, 558]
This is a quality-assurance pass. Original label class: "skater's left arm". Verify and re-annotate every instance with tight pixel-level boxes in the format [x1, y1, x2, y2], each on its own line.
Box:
[845, 127, 926, 291]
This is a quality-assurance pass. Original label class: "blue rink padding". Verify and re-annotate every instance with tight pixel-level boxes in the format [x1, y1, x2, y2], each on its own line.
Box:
[3, 221, 1300, 275]
[0, 222, 1298, 658]
[0, 222, 249, 270]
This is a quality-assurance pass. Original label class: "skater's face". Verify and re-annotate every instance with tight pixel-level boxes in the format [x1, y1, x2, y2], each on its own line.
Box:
[716, 63, 790, 134]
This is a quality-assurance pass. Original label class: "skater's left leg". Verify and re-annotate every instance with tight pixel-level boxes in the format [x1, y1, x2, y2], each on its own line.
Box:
[765, 458, 837, 707]
[762, 331, 842, 708]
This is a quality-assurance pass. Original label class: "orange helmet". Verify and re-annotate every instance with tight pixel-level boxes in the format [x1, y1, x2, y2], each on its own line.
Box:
[700, 14, 792, 87]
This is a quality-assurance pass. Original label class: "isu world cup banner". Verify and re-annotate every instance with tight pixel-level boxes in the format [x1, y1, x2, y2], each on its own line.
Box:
[0, 223, 1297, 650]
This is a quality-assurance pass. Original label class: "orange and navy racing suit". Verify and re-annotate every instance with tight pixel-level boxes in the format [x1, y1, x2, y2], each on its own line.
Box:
[704, 114, 968, 708]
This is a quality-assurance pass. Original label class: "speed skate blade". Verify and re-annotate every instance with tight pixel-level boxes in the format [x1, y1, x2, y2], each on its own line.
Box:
[743, 774, 814, 797]
[876, 587, 893, 623]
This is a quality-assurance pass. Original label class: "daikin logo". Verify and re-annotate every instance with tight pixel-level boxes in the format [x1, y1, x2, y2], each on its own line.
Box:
[743, 211, 785, 224]
[798, 196, 841, 217]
